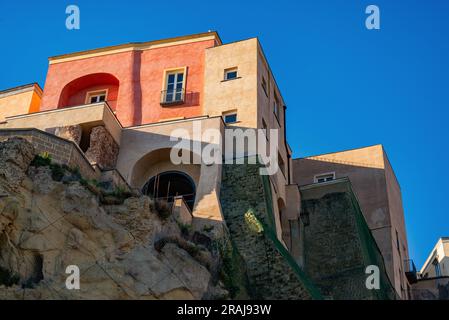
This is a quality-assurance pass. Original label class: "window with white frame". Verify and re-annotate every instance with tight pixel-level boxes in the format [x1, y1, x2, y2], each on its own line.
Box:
[86, 90, 107, 104]
[314, 172, 335, 183]
[224, 67, 238, 80]
[163, 70, 185, 104]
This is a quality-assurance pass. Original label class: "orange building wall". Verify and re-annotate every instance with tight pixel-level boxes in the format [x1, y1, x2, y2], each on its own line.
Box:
[29, 91, 41, 113]
[40, 39, 215, 127]
[67, 84, 119, 111]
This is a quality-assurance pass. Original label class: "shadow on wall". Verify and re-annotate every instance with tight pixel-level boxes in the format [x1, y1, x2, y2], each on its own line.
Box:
[117, 126, 223, 224]
[293, 157, 403, 289]
[411, 277, 449, 300]
[57, 73, 120, 111]
[300, 179, 398, 300]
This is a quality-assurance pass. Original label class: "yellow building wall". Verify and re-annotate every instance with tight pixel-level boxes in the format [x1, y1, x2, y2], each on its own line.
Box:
[203, 38, 259, 128]
[0, 86, 41, 122]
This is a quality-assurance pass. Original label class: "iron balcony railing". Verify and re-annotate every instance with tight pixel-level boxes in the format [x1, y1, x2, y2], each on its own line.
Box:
[160, 88, 185, 105]
[404, 259, 418, 284]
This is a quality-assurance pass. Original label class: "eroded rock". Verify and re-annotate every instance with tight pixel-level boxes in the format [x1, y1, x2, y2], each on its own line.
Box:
[0, 138, 220, 300]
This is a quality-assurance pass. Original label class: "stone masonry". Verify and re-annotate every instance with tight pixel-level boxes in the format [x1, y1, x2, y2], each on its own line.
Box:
[220, 162, 321, 300]
[300, 180, 397, 300]
[0, 128, 97, 179]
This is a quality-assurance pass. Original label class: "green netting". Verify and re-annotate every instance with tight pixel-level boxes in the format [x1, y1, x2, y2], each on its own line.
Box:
[347, 183, 399, 300]
[260, 174, 323, 300]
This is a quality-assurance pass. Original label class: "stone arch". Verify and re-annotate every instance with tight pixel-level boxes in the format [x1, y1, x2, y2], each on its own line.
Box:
[130, 147, 201, 197]
[58, 73, 120, 110]
[143, 171, 196, 210]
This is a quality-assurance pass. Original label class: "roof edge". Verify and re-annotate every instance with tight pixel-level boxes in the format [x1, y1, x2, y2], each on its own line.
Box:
[0, 83, 43, 98]
[49, 31, 222, 62]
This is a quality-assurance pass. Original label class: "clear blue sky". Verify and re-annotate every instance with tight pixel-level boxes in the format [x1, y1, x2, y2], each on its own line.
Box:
[1, 0, 448, 268]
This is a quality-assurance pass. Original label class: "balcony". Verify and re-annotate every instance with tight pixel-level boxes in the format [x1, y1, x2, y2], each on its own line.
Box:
[404, 259, 418, 284]
[160, 88, 185, 106]
[1, 101, 122, 145]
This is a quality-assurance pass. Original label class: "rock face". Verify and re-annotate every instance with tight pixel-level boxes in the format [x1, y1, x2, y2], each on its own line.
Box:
[54, 125, 82, 145]
[0, 138, 218, 300]
[85, 126, 119, 170]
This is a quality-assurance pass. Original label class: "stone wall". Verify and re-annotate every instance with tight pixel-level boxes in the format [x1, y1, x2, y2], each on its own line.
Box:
[411, 277, 449, 300]
[85, 126, 119, 170]
[219, 162, 321, 300]
[300, 179, 397, 300]
[0, 128, 98, 179]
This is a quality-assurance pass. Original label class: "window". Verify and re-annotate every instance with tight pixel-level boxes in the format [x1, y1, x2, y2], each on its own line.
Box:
[278, 152, 285, 176]
[162, 70, 185, 104]
[396, 230, 400, 251]
[314, 172, 335, 183]
[433, 259, 441, 277]
[86, 90, 107, 104]
[262, 118, 268, 140]
[224, 67, 238, 80]
[223, 112, 237, 124]
[261, 77, 268, 96]
[274, 94, 280, 120]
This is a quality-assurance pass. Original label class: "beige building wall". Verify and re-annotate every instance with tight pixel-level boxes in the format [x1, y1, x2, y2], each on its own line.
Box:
[203, 38, 258, 129]
[0, 102, 122, 145]
[383, 151, 410, 297]
[420, 238, 449, 278]
[203, 38, 297, 244]
[292, 145, 410, 299]
[116, 117, 225, 228]
[0, 84, 42, 122]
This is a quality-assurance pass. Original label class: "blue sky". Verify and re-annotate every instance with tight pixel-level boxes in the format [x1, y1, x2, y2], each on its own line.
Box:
[0, 0, 448, 267]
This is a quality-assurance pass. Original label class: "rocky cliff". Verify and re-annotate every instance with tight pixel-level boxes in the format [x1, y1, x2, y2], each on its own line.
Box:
[0, 137, 226, 300]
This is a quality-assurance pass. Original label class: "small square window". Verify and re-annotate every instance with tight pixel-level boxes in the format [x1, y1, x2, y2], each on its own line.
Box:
[223, 113, 237, 124]
[86, 90, 107, 104]
[224, 68, 238, 80]
[314, 173, 335, 183]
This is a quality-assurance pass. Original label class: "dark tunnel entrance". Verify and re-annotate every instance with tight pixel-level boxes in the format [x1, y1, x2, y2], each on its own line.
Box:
[142, 171, 196, 210]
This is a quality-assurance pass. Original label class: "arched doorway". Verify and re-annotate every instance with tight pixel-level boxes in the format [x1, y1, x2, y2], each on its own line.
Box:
[142, 171, 196, 210]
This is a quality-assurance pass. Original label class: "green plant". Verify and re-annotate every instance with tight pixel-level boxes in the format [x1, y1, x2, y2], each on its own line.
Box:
[49, 163, 65, 181]
[30, 154, 52, 167]
[244, 209, 264, 234]
[111, 186, 130, 198]
[79, 177, 88, 186]
[178, 221, 192, 237]
[150, 199, 172, 220]
[217, 240, 244, 298]
[69, 166, 82, 179]
[0, 266, 20, 287]
[202, 225, 214, 233]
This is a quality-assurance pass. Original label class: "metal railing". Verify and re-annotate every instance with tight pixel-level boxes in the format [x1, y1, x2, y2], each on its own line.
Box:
[160, 88, 185, 105]
[404, 259, 418, 284]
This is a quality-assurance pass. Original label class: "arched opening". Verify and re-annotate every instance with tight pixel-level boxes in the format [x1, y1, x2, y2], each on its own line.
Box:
[58, 73, 120, 110]
[143, 171, 196, 210]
